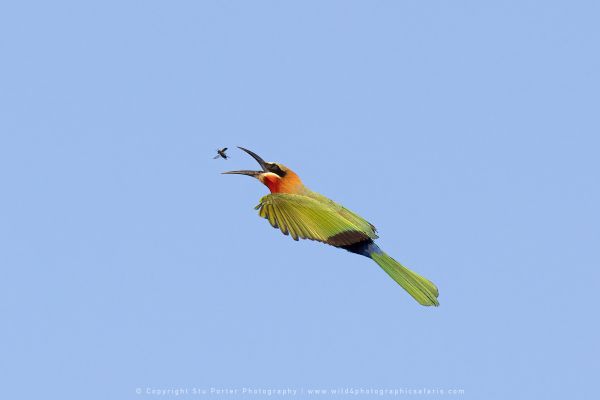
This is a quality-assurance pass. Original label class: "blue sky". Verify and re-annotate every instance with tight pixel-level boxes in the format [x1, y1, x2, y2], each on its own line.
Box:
[1, 1, 598, 399]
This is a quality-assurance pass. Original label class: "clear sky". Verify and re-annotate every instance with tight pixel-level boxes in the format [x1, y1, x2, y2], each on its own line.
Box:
[1, 1, 598, 399]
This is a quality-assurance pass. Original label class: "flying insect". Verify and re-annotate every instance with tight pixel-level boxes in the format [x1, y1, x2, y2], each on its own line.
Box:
[213, 148, 229, 159]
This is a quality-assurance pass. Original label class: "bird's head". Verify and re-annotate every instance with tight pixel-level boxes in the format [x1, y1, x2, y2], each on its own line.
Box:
[222, 147, 303, 193]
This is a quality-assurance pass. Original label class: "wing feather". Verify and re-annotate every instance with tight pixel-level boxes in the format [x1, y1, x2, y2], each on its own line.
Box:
[280, 202, 303, 240]
[271, 205, 289, 236]
[255, 193, 378, 246]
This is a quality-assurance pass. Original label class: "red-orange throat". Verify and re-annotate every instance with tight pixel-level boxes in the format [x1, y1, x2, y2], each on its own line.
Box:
[260, 171, 303, 193]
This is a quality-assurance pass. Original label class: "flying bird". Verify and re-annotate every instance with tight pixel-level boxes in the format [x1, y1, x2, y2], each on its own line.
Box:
[213, 148, 229, 159]
[223, 147, 439, 306]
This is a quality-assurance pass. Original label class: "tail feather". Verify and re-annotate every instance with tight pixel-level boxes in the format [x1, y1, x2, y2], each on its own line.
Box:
[371, 251, 439, 306]
[339, 240, 439, 306]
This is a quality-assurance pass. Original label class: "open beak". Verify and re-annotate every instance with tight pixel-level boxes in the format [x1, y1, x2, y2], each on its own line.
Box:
[222, 147, 269, 177]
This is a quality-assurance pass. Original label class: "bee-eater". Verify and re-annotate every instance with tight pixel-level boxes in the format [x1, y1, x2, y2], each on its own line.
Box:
[223, 147, 439, 306]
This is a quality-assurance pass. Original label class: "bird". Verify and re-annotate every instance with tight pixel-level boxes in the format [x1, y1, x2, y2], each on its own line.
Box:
[222, 147, 439, 306]
[213, 148, 229, 159]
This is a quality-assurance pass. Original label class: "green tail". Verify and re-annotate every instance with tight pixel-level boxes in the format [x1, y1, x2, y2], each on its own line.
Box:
[371, 251, 440, 306]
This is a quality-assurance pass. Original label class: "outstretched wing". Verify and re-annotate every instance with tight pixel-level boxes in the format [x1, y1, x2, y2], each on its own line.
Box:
[305, 191, 377, 237]
[222, 147, 228, 152]
[255, 193, 378, 246]
[213, 155, 220, 159]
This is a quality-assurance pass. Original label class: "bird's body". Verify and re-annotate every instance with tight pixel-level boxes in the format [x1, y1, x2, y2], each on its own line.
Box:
[224, 147, 439, 306]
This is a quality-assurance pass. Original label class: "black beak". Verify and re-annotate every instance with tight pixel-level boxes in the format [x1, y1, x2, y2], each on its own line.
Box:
[222, 147, 269, 177]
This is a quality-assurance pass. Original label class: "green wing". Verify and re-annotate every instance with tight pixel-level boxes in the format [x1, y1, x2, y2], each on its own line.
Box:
[305, 191, 378, 236]
[255, 193, 378, 246]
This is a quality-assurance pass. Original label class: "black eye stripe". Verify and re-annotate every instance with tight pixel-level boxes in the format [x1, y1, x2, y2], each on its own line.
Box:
[268, 164, 286, 177]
